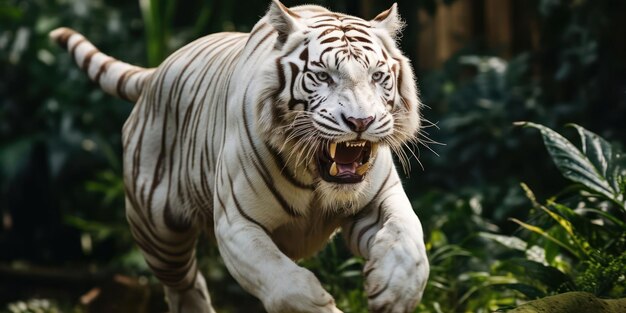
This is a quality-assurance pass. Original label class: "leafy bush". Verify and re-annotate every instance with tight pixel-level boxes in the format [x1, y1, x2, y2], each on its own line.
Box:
[404, 122, 625, 313]
[498, 122, 625, 298]
[469, 123, 626, 310]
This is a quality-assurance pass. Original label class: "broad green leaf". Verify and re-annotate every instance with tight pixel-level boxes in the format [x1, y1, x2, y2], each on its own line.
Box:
[516, 122, 624, 209]
[479, 232, 528, 251]
[569, 124, 623, 193]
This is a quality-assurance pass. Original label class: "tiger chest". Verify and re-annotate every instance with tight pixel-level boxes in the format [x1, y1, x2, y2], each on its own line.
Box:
[270, 211, 344, 260]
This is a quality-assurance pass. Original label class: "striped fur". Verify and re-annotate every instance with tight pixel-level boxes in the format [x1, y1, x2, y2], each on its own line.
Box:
[51, 1, 429, 312]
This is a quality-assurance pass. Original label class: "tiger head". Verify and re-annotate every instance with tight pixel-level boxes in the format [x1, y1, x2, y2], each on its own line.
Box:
[258, 1, 421, 202]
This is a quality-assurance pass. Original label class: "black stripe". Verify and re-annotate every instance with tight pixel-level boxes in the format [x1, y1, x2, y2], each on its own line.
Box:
[55, 29, 74, 48]
[145, 257, 196, 290]
[249, 27, 276, 53]
[163, 201, 193, 233]
[81, 49, 97, 71]
[69, 37, 86, 60]
[93, 58, 115, 84]
[227, 172, 270, 234]
[367, 280, 389, 300]
[320, 36, 340, 44]
[346, 168, 392, 243]
[237, 153, 260, 195]
[265, 142, 314, 190]
[116, 68, 141, 101]
[247, 22, 268, 40]
[287, 62, 307, 110]
[355, 199, 387, 256]
[127, 216, 196, 255]
[315, 120, 344, 133]
[215, 187, 231, 223]
[374, 118, 391, 130]
[241, 85, 301, 217]
[318, 114, 338, 125]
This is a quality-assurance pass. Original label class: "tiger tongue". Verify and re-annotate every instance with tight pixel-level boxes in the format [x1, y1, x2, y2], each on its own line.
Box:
[336, 162, 357, 175]
[333, 144, 365, 164]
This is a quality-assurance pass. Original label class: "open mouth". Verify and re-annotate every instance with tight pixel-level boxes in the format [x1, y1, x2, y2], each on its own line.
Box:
[317, 140, 379, 184]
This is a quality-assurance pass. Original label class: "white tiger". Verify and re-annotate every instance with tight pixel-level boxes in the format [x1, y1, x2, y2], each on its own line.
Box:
[50, 1, 429, 312]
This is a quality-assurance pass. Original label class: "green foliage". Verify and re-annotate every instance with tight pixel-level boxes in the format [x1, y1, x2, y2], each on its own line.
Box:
[1, 0, 625, 311]
[518, 122, 625, 210]
[414, 192, 523, 312]
[484, 123, 626, 304]
[300, 240, 367, 312]
[307, 121, 625, 311]
[140, 0, 176, 66]
[0, 0, 143, 264]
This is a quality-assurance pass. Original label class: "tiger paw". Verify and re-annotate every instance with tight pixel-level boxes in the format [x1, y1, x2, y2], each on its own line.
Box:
[364, 224, 429, 313]
[264, 268, 343, 313]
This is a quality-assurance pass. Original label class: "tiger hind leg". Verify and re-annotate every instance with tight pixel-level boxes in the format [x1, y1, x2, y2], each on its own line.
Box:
[164, 273, 215, 313]
[125, 198, 216, 313]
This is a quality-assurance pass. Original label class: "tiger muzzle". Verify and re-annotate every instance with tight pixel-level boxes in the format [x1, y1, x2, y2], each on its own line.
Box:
[317, 140, 378, 184]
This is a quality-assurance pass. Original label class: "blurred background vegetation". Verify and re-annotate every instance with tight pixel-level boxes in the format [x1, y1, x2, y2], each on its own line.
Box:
[1, 0, 625, 312]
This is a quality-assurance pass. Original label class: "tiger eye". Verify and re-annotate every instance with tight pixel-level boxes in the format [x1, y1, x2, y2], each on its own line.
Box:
[315, 71, 331, 82]
[372, 71, 384, 82]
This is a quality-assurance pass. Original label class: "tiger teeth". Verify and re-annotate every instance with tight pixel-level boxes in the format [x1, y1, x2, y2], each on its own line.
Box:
[345, 141, 366, 147]
[356, 162, 370, 175]
[371, 143, 378, 157]
[329, 162, 338, 176]
[329, 142, 337, 159]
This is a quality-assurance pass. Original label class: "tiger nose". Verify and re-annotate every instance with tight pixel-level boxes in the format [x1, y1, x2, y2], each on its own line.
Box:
[342, 114, 375, 132]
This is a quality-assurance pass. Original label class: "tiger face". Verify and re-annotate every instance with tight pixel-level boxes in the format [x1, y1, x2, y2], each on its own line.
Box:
[258, 3, 420, 195]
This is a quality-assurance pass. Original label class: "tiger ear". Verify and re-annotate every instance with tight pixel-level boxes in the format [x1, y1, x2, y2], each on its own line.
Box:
[370, 3, 404, 39]
[268, 0, 305, 48]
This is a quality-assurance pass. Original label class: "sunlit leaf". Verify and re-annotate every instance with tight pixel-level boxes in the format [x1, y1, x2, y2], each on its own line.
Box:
[479, 232, 527, 251]
[337, 257, 363, 271]
[569, 124, 624, 198]
[529, 197, 592, 259]
[509, 218, 580, 258]
[516, 122, 624, 210]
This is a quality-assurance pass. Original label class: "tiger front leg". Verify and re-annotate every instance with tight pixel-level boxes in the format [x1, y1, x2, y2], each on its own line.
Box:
[214, 199, 342, 313]
[344, 176, 429, 313]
